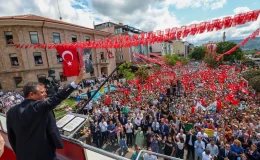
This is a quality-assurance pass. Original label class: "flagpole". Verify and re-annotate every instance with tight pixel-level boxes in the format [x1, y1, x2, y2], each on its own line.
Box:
[80, 61, 126, 113]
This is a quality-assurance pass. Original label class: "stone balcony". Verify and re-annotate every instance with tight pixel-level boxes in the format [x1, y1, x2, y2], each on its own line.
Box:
[99, 59, 109, 64]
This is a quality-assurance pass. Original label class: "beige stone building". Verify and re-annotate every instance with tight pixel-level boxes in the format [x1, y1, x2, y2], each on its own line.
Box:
[0, 15, 116, 91]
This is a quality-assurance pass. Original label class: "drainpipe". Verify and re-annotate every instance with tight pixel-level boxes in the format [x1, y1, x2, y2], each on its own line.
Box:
[41, 21, 50, 68]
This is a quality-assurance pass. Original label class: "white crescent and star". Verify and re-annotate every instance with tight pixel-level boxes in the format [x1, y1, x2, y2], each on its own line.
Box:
[62, 51, 74, 66]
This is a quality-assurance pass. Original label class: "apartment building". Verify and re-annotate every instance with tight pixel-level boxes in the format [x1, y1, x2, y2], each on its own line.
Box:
[0, 14, 116, 91]
[94, 22, 149, 66]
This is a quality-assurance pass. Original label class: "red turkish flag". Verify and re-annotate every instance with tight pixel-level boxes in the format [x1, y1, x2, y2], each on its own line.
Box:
[56, 46, 80, 77]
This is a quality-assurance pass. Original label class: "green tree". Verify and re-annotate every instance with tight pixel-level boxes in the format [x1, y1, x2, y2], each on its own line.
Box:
[204, 55, 222, 68]
[216, 42, 243, 61]
[242, 69, 260, 80]
[243, 50, 257, 55]
[241, 59, 256, 67]
[163, 54, 180, 66]
[249, 75, 260, 92]
[135, 66, 150, 82]
[180, 57, 189, 65]
[117, 62, 135, 80]
[189, 46, 206, 60]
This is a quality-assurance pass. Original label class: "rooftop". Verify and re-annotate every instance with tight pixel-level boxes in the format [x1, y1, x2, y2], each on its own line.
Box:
[0, 14, 110, 35]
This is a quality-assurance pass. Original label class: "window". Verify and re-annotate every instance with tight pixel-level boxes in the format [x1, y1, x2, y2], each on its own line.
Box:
[85, 36, 90, 42]
[59, 72, 67, 82]
[30, 32, 39, 44]
[100, 52, 105, 59]
[56, 52, 63, 63]
[9, 54, 19, 66]
[33, 52, 43, 65]
[72, 35, 77, 42]
[37, 75, 46, 83]
[14, 77, 23, 88]
[149, 46, 152, 53]
[116, 48, 123, 52]
[53, 32, 61, 43]
[0, 82, 2, 90]
[119, 55, 124, 60]
[4, 31, 14, 44]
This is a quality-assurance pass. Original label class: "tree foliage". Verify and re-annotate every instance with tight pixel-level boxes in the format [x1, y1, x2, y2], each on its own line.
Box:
[242, 69, 260, 92]
[241, 59, 256, 67]
[135, 66, 150, 82]
[248, 75, 260, 92]
[216, 42, 243, 61]
[189, 46, 206, 60]
[242, 69, 260, 81]
[162, 54, 189, 66]
[204, 55, 222, 68]
[243, 50, 258, 55]
[117, 62, 135, 80]
[163, 54, 180, 66]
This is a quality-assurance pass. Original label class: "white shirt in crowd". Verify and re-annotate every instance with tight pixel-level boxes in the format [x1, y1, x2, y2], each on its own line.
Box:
[143, 153, 158, 160]
[206, 144, 219, 157]
[103, 107, 109, 113]
[152, 122, 160, 131]
[176, 133, 186, 141]
[99, 121, 108, 132]
[177, 142, 184, 150]
[134, 118, 141, 126]
[125, 123, 133, 133]
[202, 152, 212, 160]
[197, 132, 208, 138]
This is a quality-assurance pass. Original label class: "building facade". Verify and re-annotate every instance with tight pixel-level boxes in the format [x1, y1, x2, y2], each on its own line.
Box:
[172, 40, 193, 57]
[0, 15, 116, 91]
[94, 22, 149, 66]
[149, 41, 173, 56]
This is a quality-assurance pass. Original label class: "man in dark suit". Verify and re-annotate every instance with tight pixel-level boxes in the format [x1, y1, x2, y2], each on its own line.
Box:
[185, 129, 197, 160]
[119, 114, 127, 126]
[238, 133, 252, 150]
[156, 110, 163, 122]
[218, 143, 236, 160]
[7, 68, 86, 160]
[159, 121, 169, 139]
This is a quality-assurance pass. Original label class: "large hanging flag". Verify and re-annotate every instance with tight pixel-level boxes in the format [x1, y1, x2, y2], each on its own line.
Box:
[56, 46, 80, 77]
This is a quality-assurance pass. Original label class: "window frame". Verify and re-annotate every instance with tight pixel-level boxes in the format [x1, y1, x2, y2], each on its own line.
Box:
[72, 35, 77, 42]
[4, 31, 14, 45]
[9, 53, 19, 66]
[33, 52, 43, 65]
[53, 32, 61, 44]
[29, 31, 39, 44]
[85, 36, 90, 42]
[56, 52, 63, 63]
[13, 77, 23, 88]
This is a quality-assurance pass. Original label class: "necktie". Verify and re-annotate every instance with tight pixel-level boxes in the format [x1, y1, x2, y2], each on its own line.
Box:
[226, 151, 228, 157]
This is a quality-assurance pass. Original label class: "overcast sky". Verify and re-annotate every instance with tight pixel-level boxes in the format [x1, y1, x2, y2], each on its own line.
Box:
[0, 0, 259, 45]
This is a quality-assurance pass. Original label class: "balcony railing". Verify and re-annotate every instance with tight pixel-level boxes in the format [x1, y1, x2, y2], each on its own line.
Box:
[100, 59, 109, 64]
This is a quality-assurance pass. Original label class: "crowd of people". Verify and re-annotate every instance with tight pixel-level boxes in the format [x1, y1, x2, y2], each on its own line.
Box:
[0, 90, 24, 114]
[75, 62, 260, 160]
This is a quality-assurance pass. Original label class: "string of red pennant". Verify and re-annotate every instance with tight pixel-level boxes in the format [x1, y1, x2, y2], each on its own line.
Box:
[13, 10, 260, 50]
[216, 28, 260, 61]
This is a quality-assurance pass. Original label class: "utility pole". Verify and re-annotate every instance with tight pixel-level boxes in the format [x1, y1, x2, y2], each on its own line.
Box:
[57, 0, 62, 20]
[222, 32, 226, 42]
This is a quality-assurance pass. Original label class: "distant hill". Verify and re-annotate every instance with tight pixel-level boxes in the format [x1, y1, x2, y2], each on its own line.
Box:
[228, 37, 260, 50]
